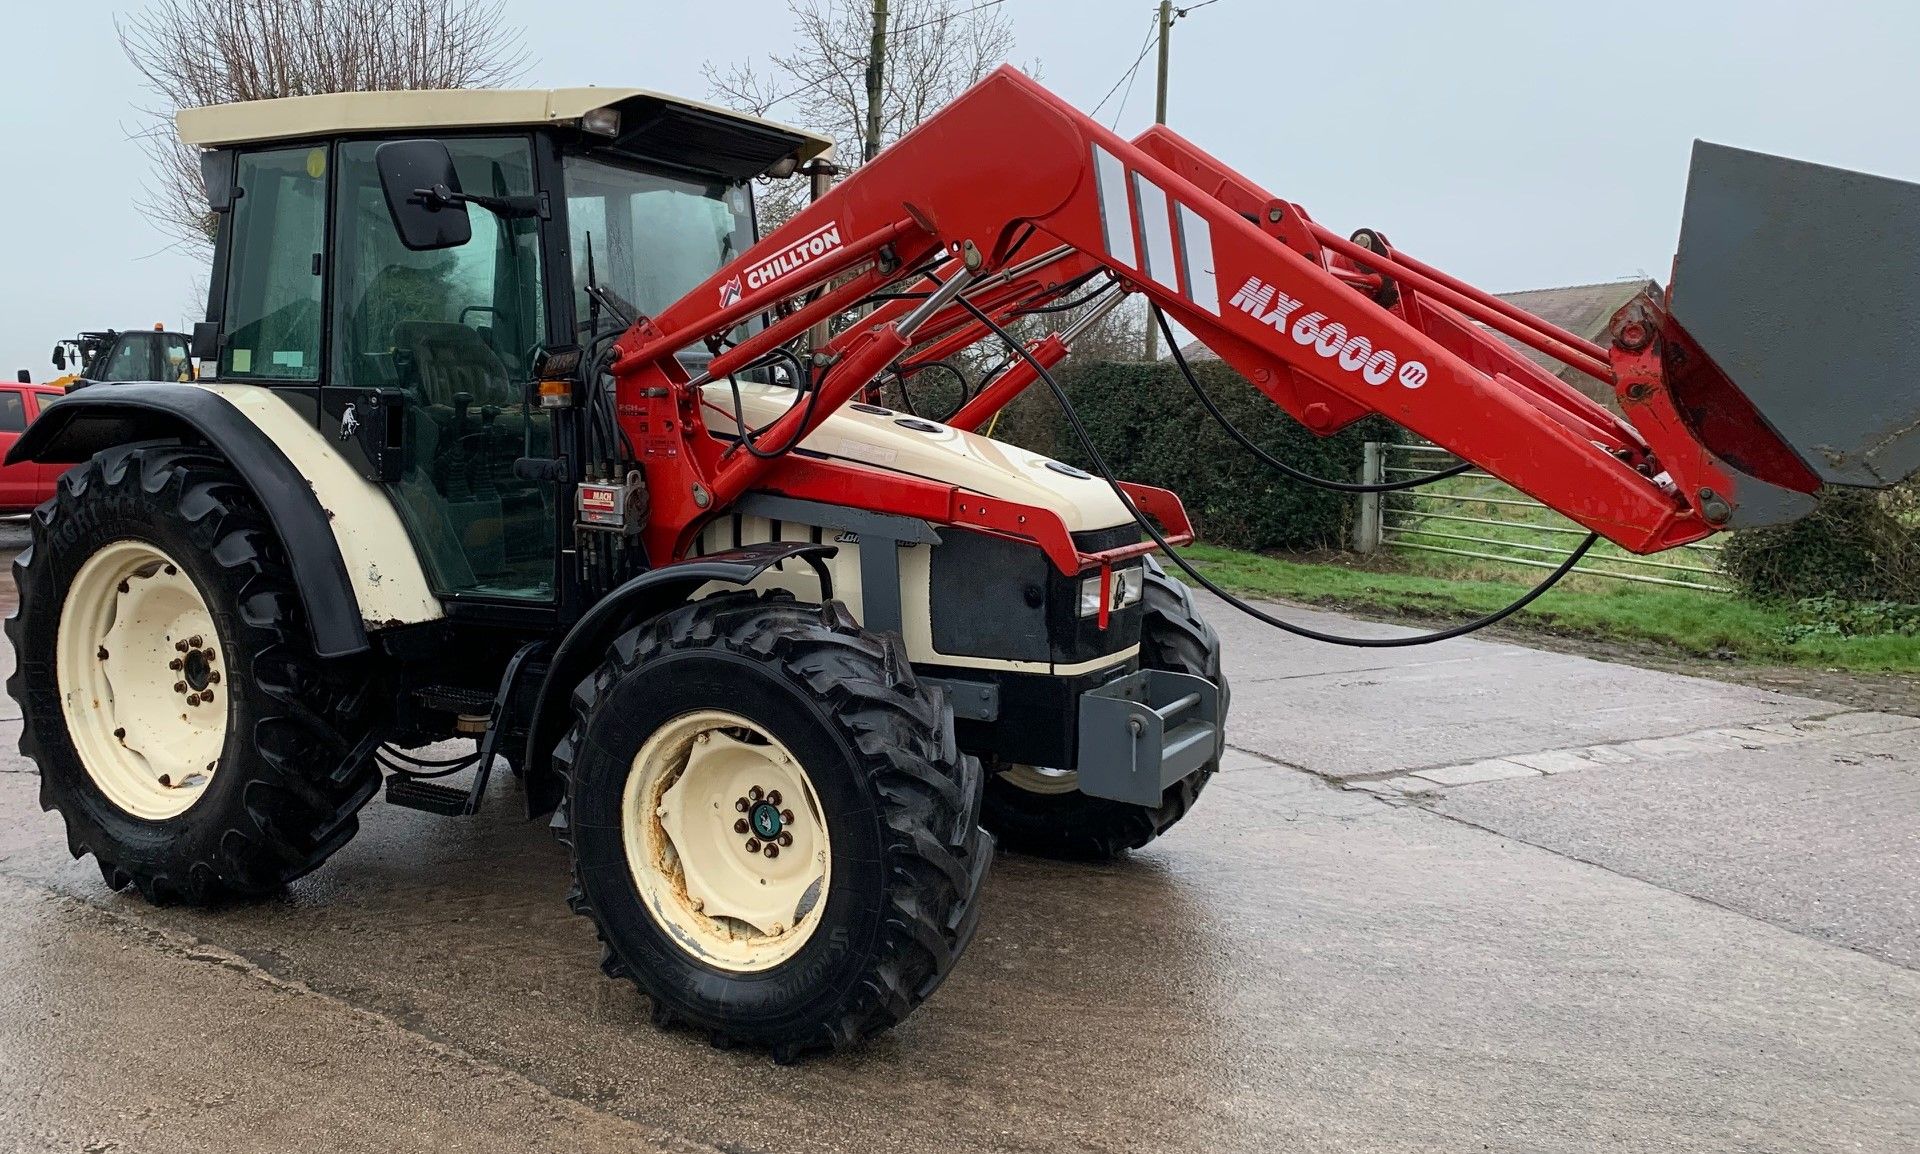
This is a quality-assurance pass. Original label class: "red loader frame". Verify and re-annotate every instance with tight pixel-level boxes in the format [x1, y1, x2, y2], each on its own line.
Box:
[606, 66, 1823, 586]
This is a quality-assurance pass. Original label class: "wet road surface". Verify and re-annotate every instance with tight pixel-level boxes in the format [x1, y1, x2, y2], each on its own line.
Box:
[0, 563, 1915, 1153]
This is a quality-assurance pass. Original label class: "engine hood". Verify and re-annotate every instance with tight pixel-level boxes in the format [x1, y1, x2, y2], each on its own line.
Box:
[702, 384, 1134, 533]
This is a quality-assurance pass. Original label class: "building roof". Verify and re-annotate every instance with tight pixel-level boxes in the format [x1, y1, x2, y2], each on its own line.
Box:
[1177, 277, 1656, 411]
[175, 87, 834, 172]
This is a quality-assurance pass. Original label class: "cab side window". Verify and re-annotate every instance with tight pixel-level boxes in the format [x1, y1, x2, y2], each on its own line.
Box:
[96, 339, 152, 382]
[0, 391, 26, 432]
[220, 147, 327, 380]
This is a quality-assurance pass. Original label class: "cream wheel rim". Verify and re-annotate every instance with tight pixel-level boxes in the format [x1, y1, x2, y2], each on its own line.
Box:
[999, 763, 1080, 796]
[622, 709, 831, 973]
[55, 540, 229, 820]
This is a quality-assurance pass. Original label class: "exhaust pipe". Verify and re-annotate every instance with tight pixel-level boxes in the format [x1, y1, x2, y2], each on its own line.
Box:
[1667, 141, 1920, 500]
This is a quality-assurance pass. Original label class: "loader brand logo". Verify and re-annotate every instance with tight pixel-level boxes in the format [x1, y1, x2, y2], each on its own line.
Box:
[578, 488, 617, 512]
[744, 221, 843, 291]
[1228, 276, 1428, 389]
[718, 275, 742, 309]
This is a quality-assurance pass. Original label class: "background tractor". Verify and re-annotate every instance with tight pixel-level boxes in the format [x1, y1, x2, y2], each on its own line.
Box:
[6, 70, 1917, 1060]
[47, 326, 196, 390]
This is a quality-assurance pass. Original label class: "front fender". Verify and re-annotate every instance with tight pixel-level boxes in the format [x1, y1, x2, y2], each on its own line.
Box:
[522, 542, 837, 817]
[10, 383, 424, 658]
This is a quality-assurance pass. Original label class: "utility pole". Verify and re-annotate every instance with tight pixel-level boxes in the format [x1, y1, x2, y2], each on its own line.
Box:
[865, 0, 889, 163]
[1143, 0, 1174, 362]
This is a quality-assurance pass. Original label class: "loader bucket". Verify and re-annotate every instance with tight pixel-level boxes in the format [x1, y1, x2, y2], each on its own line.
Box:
[1668, 141, 1920, 491]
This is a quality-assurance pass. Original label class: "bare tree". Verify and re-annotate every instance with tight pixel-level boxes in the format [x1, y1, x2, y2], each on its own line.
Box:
[704, 0, 1021, 230]
[121, 0, 528, 256]
[704, 0, 1145, 430]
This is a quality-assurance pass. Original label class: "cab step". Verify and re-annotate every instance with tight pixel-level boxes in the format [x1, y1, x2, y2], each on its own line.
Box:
[410, 684, 496, 716]
[384, 776, 471, 817]
[382, 640, 551, 818]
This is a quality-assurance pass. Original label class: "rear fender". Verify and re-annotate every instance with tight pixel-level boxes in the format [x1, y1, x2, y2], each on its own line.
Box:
[9, 382, 442, 657]
[521, 542, 838, 817]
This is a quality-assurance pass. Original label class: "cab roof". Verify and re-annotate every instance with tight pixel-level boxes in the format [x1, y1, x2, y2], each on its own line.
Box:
[175, 87, 834, 180]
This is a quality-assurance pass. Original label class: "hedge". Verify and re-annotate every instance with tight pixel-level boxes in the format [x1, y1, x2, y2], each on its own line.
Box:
[1720, 483, 1920, 603]
[989, 359, 1385, 552]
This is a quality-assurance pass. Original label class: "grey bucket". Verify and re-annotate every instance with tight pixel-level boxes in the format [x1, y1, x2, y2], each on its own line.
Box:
[1669, 140, 1920, 491]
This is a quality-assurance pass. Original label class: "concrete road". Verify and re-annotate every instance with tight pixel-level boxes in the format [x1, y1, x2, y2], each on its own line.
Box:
[0, 576, 1916, 1153]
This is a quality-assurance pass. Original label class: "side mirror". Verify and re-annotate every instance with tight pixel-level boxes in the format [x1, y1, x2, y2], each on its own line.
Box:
[190, 320, 221, 363]
[16, 370, 29, 384]
[375, 139, 472, 251]
[51, 345, 66, 371]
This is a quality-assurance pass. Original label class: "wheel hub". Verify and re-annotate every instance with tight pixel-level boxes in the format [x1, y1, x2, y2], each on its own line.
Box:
[622, 711, 830, 972]
[55, 541, 229, 820]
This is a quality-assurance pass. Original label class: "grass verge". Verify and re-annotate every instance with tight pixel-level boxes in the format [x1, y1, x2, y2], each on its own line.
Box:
[1180, 542, 1920, 673]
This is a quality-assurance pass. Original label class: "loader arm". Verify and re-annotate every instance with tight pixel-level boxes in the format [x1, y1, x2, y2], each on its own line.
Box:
[606, 65, 1911, 571]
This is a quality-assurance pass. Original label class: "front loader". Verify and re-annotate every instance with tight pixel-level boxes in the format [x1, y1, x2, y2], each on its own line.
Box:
[6, 69, 1916, 1059]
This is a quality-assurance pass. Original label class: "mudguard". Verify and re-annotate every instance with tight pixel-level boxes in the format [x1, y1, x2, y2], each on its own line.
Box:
[522, 541, 837, 817]
[9, 383, 443, 658]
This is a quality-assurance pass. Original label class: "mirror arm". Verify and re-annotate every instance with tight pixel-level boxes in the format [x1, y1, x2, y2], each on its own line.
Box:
[411, 185, 548, 221]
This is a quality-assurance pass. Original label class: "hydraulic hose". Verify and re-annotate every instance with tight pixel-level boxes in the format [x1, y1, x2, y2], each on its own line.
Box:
[958, 297, 1600, 649]
[1153, 306, 1472, 494]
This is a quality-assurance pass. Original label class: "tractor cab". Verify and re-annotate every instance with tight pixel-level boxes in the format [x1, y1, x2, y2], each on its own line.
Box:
[176, 89, 831, 606]
[51, 327, 195, 390]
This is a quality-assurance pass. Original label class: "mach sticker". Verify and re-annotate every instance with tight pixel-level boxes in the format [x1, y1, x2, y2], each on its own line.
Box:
[717, 275, 742, 309]
[1228, 276, 1426, 389]
[745, 221, 844, 291]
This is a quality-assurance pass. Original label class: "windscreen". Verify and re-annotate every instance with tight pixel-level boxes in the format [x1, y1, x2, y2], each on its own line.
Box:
[563, 154, 755, 337]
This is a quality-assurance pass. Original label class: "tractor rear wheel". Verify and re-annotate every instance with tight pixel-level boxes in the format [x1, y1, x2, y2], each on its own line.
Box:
[4, 445, 378, 904]
[980, 565, 1228, 860]
[557, 590, 991, 1061]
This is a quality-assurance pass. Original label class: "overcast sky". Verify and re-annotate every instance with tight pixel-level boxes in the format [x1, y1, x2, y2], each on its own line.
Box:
[3, 0, 1918, 377]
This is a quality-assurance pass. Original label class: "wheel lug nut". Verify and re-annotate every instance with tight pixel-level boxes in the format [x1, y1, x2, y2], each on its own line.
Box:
[188, 635, 203, 648]
[763, 844, 779, 859]
[745, 838, 761, 853]
[766, 790, 782, 806]
[186, 693, 200, 706]
[748, 786, 764, 802]
[176, 640, 189, 652]
[733, 818, 749, 834]
[777, 831, 792, 847]
[207, 671, 220, 684]
[168, 658, 183, 671]
[173, 681, 187, 693]
[204, 648, 215, 662]
[97, 647, 109, 661]
[781, 809, 795, 825]
[734, 798, 749, 813]
[201, 688, 215, 703]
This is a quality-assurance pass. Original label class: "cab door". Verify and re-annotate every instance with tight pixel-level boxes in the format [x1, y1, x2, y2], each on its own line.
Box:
[322, 135, 558, 603]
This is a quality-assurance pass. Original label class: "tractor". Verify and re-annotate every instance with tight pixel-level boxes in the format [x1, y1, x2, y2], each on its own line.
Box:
[7, 70, 1918, 1060]
[48, 326, 197, 390]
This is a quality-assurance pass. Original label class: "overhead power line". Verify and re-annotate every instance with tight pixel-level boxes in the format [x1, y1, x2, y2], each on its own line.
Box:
[1090, 13, 1159, 121]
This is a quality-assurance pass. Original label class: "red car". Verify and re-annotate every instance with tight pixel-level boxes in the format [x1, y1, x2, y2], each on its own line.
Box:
[0, 382, 67, 513]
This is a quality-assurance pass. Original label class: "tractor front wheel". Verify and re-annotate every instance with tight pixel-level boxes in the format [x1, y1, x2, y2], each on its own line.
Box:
[557, 590, 991, 1060]
[5, 446, 378, 904]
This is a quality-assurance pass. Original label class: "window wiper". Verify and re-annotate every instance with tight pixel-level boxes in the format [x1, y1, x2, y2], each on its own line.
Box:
[580, 232, 637, 331]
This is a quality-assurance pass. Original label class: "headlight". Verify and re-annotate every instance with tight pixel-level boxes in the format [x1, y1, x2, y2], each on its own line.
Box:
[1078, 565, 1146, 617]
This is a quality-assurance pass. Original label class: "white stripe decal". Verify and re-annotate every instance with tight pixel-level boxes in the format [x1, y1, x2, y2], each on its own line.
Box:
[1175, 202, 1219, 315]
[1092, 145, 1137, 268]
[1131, 173, 1180, 291]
